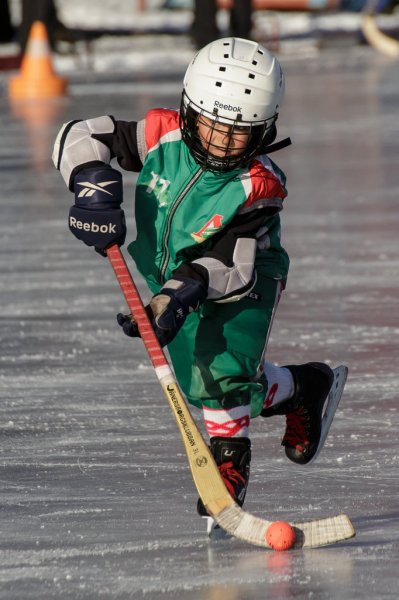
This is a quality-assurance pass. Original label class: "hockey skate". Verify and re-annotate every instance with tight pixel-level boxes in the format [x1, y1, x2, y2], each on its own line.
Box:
[262, 363, 348, 465]
[197, 436, 251, 537]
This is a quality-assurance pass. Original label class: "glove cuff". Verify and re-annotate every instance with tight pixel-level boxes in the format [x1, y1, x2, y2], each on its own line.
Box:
[160, 276, 207, 313]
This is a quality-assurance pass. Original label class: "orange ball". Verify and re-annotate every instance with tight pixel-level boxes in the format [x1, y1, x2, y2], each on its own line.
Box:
[266, 521, 296, 551]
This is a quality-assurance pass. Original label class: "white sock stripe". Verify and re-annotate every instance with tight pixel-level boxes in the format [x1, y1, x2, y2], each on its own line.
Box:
[263, 363, 295, 409]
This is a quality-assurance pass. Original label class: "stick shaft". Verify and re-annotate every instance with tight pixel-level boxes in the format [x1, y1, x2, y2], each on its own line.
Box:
[106, 244, 233, 512]
[107, 244, 167, 370]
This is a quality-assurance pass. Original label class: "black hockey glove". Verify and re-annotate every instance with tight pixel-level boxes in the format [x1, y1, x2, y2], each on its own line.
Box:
[69, 165, 126, 256]
[117, 276, 207, 347]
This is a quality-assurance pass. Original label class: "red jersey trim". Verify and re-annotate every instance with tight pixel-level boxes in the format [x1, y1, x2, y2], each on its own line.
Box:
[239, 157, 287, 212]
[143, 108, 181, 155]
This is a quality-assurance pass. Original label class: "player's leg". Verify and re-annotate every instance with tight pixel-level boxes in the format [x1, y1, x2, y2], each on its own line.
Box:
[261, 362, 335, 464]
[168, 274, 282, 510]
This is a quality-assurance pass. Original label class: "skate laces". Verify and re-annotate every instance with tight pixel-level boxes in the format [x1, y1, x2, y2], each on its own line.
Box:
[219, 461, 247, 499]
[282, 407, 310, 452]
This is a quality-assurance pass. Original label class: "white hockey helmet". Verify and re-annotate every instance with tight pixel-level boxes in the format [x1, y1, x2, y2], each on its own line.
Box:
[180, 37, 285, 170]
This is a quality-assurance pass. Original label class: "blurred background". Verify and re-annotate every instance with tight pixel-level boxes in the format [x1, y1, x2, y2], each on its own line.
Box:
[0, 0, 399, 69]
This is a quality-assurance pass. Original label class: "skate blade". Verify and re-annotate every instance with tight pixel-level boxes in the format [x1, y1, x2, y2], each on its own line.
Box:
[202, 516, 231, 540]
[306, 364, 348, 465]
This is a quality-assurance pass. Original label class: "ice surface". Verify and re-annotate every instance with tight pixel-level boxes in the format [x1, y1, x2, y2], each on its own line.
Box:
[0, 29, 399, 600]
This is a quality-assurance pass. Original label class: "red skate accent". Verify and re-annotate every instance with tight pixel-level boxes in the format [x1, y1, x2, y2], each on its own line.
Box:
[283, 408, 310, 452]
[218, 461, 246, 499]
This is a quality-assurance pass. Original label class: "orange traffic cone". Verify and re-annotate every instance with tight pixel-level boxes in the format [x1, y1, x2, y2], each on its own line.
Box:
[8, 21, 67, 99]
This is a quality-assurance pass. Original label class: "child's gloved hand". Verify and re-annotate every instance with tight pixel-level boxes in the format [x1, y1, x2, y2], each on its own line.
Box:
[69, 165, 126, 256]
[117, 276, 206, 347]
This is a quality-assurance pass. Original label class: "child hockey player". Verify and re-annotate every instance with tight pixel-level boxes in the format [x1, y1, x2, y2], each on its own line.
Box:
[53, 38, 343, 523]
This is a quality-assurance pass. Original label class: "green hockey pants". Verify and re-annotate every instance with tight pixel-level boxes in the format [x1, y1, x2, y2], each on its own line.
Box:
[167, 274, 284, 418]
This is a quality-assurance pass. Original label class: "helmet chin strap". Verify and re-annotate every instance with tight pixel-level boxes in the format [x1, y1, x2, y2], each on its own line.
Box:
[261, 137, 292, 154]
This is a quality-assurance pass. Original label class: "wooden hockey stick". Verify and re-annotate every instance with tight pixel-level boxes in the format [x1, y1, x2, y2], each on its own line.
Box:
[106, 244, 356, 549]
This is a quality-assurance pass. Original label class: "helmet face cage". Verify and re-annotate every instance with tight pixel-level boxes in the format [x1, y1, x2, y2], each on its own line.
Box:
[180, 92, 278, 172]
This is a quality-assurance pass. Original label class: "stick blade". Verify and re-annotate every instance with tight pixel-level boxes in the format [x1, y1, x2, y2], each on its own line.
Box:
[211, 504, 355, 549]
[292, 513, 356, 549]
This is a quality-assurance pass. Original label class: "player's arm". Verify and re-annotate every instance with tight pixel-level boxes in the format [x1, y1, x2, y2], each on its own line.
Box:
[52, 116, 142, 186]
[174, 208, 278, 302]
[52, 116, 142, 254]
[117, 208, 276, 346]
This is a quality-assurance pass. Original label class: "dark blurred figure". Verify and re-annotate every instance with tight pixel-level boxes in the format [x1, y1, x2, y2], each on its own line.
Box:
[192, 0, 253, 49]
[0, 0, 14, 43]
[18, 0, 63, 53]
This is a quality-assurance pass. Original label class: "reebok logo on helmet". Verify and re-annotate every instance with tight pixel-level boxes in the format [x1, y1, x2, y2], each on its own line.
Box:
[214, 100, 242, 113]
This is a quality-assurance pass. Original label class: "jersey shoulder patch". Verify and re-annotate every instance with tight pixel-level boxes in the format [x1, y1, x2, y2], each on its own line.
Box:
[239, 156, 287, 213]
[143, 108, 181, 154]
